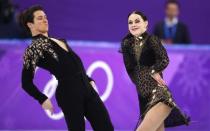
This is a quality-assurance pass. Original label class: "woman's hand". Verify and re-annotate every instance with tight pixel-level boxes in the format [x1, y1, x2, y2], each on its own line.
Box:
[151, 73, 166, 86]
[42, 99, 54, 115]
[90, 81, 97, 89]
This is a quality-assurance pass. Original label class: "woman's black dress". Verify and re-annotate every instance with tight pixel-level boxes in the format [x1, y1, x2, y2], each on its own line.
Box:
[121, 32, 190, 128]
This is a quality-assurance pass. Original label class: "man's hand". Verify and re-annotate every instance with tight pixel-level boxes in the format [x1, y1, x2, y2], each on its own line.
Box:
[42, 99, 54, 115]
[90, 81, 97, 89]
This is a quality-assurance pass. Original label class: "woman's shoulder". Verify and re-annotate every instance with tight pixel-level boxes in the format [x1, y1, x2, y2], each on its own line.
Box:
[121, 33, 134, 46]
[148, 34, 160, 41]
[122, 33, 132, 40]
[146, 34, 162, 47]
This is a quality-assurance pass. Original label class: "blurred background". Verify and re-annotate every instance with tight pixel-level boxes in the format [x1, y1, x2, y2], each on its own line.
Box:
[0, 0, 210, 131]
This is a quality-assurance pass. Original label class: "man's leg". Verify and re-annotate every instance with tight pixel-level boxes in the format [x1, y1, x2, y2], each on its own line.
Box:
[61, 105, 85, 131]
[84, 88, 114, 131]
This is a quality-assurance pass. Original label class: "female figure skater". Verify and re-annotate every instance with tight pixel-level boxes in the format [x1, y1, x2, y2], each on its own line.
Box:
[20, 5, 114, 131]
[121, 11, 190, 131]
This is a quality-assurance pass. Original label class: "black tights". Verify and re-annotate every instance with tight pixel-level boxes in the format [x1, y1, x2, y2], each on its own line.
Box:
[58, 87, 114, 131]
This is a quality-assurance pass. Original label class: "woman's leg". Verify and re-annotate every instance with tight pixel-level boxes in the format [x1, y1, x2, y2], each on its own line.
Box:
[136, 102, 171, 131]
[156, 122, 164, 131]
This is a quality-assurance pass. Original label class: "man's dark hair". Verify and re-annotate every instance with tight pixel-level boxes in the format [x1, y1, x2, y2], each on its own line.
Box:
[19, 5, 44, 33]
[165, 0, 180, 8]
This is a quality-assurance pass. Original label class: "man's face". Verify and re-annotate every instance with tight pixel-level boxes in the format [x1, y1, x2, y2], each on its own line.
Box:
[165, 3, 179, 19]
[28, 10, 49, 34]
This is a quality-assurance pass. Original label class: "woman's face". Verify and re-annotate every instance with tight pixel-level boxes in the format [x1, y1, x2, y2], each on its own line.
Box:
[128, 14, 148, 37]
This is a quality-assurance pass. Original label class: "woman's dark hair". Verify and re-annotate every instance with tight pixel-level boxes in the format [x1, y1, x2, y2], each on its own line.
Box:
[128, 11, 148, 21]
[19, 5, 44, 33]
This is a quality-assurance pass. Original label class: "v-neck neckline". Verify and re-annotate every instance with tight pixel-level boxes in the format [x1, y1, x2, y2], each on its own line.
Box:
[32, 34, 71, 54]
[50, 38, 70, 53]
